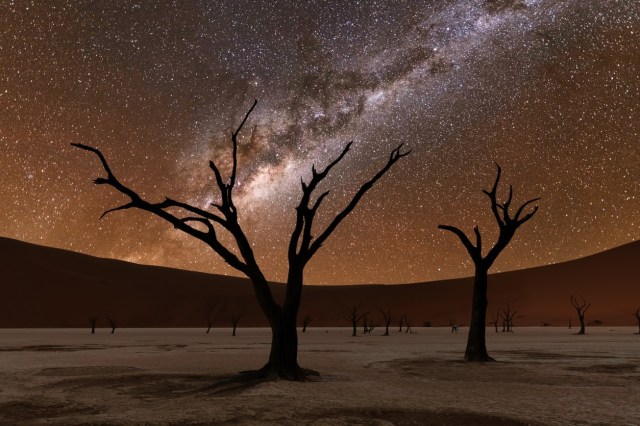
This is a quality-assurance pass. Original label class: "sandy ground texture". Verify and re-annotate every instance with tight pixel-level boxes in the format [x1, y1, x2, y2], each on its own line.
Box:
[0, 327, 639, 425]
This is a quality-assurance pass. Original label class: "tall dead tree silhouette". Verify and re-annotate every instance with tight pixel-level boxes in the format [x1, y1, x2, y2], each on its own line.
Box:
[72, 100, 409, 380]
[570, 295, 591, 335]
[379, 308, 392, 336]
[634, 308, 640, 335]
[439, 164, 539, 362]
[89, 316, 98, 334]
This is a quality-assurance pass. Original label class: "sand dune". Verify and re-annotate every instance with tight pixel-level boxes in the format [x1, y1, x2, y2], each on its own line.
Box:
[0, 236, 638, 328]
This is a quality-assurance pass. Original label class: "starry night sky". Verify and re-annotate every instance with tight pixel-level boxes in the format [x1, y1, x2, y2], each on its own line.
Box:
[2, 0, 639, 284]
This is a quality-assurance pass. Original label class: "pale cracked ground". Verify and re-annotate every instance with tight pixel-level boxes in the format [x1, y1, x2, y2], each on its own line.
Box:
[0, 327, 638, 425]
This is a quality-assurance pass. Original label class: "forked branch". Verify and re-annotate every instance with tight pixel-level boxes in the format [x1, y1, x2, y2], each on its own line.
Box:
[289, 143, 410, 263]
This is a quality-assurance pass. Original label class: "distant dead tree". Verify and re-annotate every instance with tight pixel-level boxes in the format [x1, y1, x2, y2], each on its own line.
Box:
[89, 316, 98, 334]
[439, 164, 539, 362]
[570, 296, 591, 335]
[403, 313, 413, 334]
[106, 316, 117, 334]
[490, 311, 499, 333]
[634, 308, 640, 335]
[73, 100, 409, 379]
[300, 315, 312, 332]
[231, 314, 242, 337]
[366, 319, 376, 334]
[449, 318, 459, 333]
[398, 314, 404, 333]
[362, 313, 369, 334]
[206, 318, 213, 334]
[379, 308, 392, 336]
[568, 319, 572, 329]
[345, 305, 368, 337]
[499, 305, 517, 333]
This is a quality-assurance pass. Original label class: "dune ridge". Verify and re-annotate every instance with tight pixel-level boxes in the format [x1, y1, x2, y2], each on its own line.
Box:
[0, 236, 638, 328]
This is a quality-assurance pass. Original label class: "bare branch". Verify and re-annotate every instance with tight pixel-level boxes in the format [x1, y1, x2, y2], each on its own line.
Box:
[230, 99, 258, 203]
[482, 163, 505, 228]
[438, 224, 481, 263]
[307, 143, 410, 259]
[514, 198, 541, 224]
[99, 202, 135, 219]
[72, 143, 250, 274]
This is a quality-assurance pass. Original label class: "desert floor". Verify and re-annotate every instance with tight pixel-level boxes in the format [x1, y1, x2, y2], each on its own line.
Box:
[0, 327, 638, 425]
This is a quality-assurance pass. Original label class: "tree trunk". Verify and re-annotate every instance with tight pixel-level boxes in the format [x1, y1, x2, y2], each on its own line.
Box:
[260, 308, 304, 379]
[577, 314, 586, 335]
[251, 272, 316, 380]
[384, 323, 389, 336]
[464, 266, 494, 362]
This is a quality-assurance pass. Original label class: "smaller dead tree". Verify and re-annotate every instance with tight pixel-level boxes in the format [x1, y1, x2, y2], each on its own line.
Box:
[231, 314, 242, 337]
[362, 314, 369, 334]
[490, 311, 499, 333]
[300, 315, 313, 332]
[89, 316, 98, 334]
[398, 315, 404, 333]
[379, 308, 392, 336]
[403, 313, 413, 334]
[449, 318, 459, 333]
[106, 317, 117, 334]
[634, 308, 640, 335]
[570, 296, 591, 335]
[206, 318, 213, 334]
[499, 305, 517, 333]
[367, 319, 376, 334]
[345, 305, 368, 337]
[568, 319, 572, 329]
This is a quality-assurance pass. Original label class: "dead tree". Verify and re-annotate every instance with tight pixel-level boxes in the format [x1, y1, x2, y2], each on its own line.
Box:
[72, 100, 409, 380]
[106, 316, 117, 334]
[570, 296, 591, 335]
[345, 305, 368, 337]
[403, 313, 413, 334]
[499, 305, 517, 332]
[379, 308, 392, 336]
[490, 311, 499, 333]
[300, 315, 312, 332]
[206, 318, 213, 334]
[89, 316, 98, 334]
[449, 318, 459, 333]
[634, 308, 640, 335]
[568, 319, 572, 329]
[231, 314, 242, 337]
[439, 164, 539, 362]
[367, 319, 376, 334]
[398, 315, 404, 333]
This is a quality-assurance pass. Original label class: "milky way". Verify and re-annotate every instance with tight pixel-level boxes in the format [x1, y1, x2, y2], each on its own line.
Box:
[2, 0, 639, 284]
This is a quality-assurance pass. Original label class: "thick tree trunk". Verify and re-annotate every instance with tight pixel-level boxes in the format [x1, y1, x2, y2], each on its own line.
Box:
[261, 309, 303, 379]
[464, 267, 494, 362]
[251, 273, 316, 380]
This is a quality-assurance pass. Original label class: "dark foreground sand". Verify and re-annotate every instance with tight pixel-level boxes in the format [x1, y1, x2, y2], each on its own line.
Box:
[0, 327, 639, 425]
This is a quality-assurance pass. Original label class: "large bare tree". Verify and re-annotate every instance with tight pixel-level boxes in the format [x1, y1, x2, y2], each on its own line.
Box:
[72, 100, 409, 380]
[439, 164, 539, 362]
